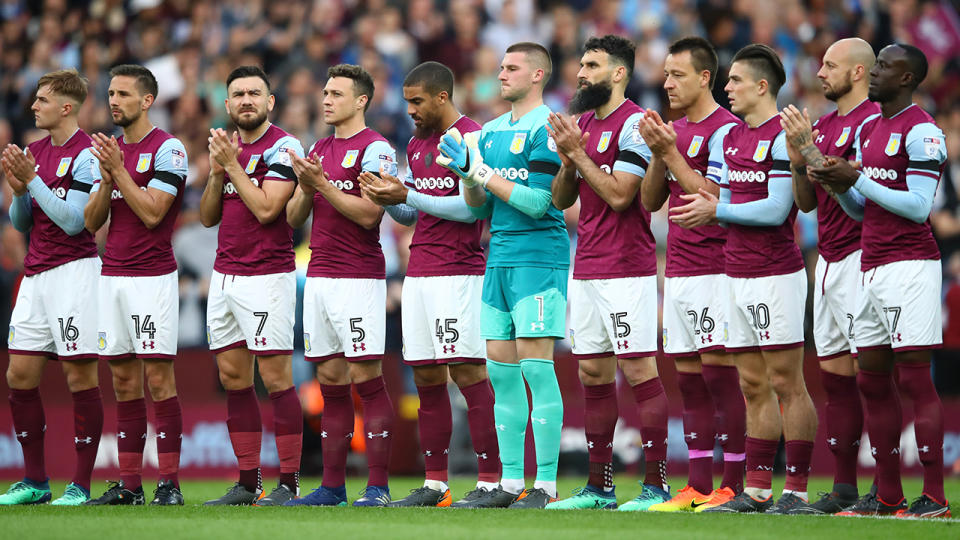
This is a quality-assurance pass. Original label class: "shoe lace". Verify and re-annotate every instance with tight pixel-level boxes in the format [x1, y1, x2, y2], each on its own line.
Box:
[908, 494, 931, 511]
[102, 480, 124, 496]
[851, 491, 877, 510]
[64, 484, 84, 497]
[461, 487, 488, 499]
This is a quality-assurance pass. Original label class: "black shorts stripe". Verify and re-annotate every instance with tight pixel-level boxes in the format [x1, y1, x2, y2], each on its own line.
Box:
[152, 170, 184, 187]
[908, 160, 940, 172]
[618, 150, 648, 169]
[267, 163, 295, 179]
[69, 180, 93, 193]
[530, 160, 560, 176]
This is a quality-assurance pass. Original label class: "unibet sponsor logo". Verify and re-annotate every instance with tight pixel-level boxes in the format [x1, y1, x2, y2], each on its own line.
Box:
[728, 169, 767, 183]
[222, 178, 261, 195]
[494, 167, 529, 181]
[111, 186, 148, 200]
[414, 176, 456, 190]
[329, 180, 355, 191]
[863, 167, 899, 181]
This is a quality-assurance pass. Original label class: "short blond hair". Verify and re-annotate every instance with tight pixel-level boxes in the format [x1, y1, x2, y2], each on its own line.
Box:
[37, 69, 88, 105]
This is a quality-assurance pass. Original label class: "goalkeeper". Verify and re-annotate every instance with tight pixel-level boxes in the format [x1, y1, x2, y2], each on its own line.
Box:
[437, 42, 568, 510]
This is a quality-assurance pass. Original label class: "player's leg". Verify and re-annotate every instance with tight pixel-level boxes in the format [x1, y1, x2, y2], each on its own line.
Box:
[204, 271, 263, 505]
[389, 275, 455, 506]
[448, 362, 499, 491]
[388, 364, 454, 507]
[700, 350, 744, 507]
[1, 355, 52, 505]
[804, 253, 862, 513]
[204, 347, 262, 505]
[764, 345, 816, 512]
[140, 271, 183, 506]
[2, 271, 56, 505]
[508, 267, 567, 508]
[242, 271, 300, 506]
[887, 261, 949, 517]
[340, 278, 392, 507]
[287, 277, 349, 507]
[57, 359, 102, 505]
[549, 278, 618, 510]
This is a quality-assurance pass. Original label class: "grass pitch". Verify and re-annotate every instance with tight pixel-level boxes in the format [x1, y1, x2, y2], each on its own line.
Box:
[2, 476, 957, 539]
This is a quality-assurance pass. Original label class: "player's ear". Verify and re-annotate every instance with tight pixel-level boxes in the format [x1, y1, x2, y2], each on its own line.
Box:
[142, 92, 155, 110]
[267, 93, 276, 113]
[356, 94, 368, 111]
[700, 70, 711, 89]
[757, 78, 768, 97]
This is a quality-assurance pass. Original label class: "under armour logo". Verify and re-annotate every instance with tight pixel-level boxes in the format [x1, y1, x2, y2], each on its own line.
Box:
[321, 431, 328, 438]
[346, 432, 354, 438]
[353, 342, 366, 352]
[717, 433, 728, 442]
[725, 147, 739, 155]
[75, 436, 92, 444]
[863, 140, 870, 148]
[700, 334, 712, 344]
[787, 465, 797, 473]
[892, 333, 902, 342]
[919, 445, 930, 453]
[15, 431, 27, 438]
[617, 340, 628, 350]
[685, 432, 697, 440]
[367, 430, 389, 439]
[530, 322, 545, 332]
[827, 437, 838, 446]
[142, 340, 155, 349]
[587, 441, 594, 449]
[485, 141, 493, 149]
[890, 448, 900, 455]
[443, 344, 456, 354]
[531, 416, 547, 425]
[496, 424, 507, 431]
[425, 450, 432, 457]
[413, 152, 420, 161]
[65, 342, 78, 351]
[758, 331, 770, 340]
[477, 452, 488, 460]
[641, 440, 653, 449]
[871, 446, 877, 456]
[756, 465, 773, 471]
[158, 432, 166, 439]
[816, 134, 825, 144]
[255, 337, 267, 346]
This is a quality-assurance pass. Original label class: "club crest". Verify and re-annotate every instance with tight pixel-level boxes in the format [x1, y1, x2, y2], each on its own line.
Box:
[753, 140, 770, 162]
[56, 157, 72, 177]
[342, 149, 359, 168]
[885, 133, 902, 156]
[597, 131, 613, 153]
[245, 154, 261, 174]
[509, 133, 526, 154]
[834, 127, 851, 147]
[136, 153, 152, 173]
[687, 135, 704, 157]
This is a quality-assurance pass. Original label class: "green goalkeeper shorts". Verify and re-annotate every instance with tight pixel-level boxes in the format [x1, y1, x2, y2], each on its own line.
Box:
[481, 266, 567, 341]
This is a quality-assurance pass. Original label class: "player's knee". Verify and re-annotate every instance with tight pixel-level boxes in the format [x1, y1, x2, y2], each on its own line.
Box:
[259, 369, 293, 394]
[738, 374, 768, 401]
[619, 357, 656, 386]
[62, 362, 98, 392]
[769, 371, 804, 399]
[144, 366, 176, 401]
[449, 364, 486, 387]
[413, 367, 448, 387]
[6, 364, 39, 389]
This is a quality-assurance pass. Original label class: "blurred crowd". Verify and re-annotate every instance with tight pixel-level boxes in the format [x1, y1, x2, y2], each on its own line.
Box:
[0, 0, 959, 389]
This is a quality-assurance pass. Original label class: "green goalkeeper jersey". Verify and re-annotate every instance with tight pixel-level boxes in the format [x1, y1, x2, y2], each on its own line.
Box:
[477, 104, 568, 269]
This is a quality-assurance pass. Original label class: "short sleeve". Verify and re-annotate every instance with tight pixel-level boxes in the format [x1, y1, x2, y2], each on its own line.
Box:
[361, 140, 398, 176]
[148, 138, 188, 196]
[69, 147, 101, 192]
[613, 112, 651, 177]
[263, 135, 304, 181]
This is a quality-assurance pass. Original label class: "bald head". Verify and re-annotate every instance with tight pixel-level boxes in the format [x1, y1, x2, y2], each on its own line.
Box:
[818, 38, 875, 102]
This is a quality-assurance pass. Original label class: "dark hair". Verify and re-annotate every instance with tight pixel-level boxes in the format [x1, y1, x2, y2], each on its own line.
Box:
[227, 65, 271, 92]
[668, 36, 719, 89]
[896, 43, 928, 88]
[328, 63, 375, 111]
[731, 44, 786, 96]
[37, 69, 88, 105]
[505, 42, 553, 83]
[108, 64, 158, 98]
[583, 34, 636, 79]
[403, 61, 455, 98]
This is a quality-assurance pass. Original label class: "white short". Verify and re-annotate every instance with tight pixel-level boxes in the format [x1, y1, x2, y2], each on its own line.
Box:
[568, 276, 658, 358]
[855, 259, 942, 351]
[303, 277, 385, 361]
[662, 274, 729, 357]
[726, 269, 806, 351]
[8, 257, 101, 360]
[813, 251, 860, 359]
[98, 271, 178, 359]
[401, 275, 485, 364]
[207, 270, 296, 355]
